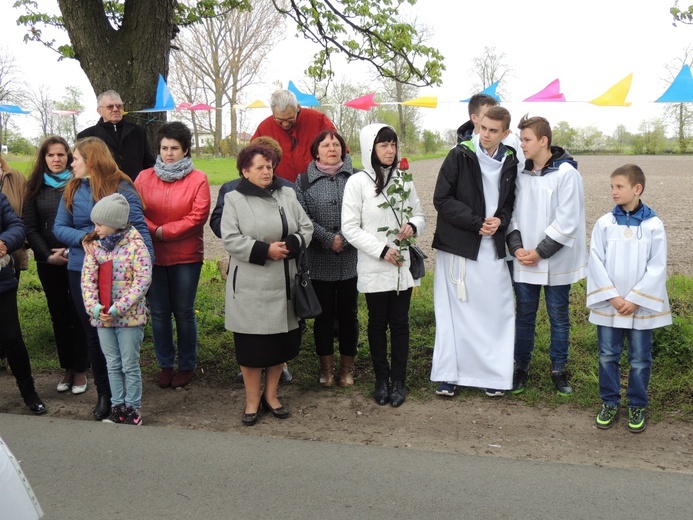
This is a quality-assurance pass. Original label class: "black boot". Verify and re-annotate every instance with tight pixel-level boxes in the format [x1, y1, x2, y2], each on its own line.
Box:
[389, 380, 406, 407]
[18, 377, 47, 415]
[93, 394, 111, 421]
[374, 379, 389, 405]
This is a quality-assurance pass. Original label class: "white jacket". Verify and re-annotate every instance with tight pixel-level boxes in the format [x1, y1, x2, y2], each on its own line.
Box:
[341, 124, 426, 293]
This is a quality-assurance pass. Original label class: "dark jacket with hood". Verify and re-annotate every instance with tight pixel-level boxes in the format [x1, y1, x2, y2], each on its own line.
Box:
[456, 120, 475, 143]
[432, 138, 518, 260]
[77, 118, 155, 181]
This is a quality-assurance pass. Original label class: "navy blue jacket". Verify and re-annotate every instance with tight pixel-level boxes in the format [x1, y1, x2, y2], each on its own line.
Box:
[0, 192, 24, 293]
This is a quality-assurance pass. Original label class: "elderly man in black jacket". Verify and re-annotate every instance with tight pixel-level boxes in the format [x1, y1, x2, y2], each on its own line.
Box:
[77, 90, 155, 181]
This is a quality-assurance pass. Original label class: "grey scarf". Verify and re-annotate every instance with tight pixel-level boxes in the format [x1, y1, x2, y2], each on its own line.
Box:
[153, 156, 194, 182]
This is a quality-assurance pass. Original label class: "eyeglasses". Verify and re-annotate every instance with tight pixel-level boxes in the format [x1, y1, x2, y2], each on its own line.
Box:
[273, 109, 300, 125]
[100, 103, 124, 111]
[273, 115, 297, 124]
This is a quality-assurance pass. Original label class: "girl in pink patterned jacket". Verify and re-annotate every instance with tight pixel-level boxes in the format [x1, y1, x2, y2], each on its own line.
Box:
[81, 193, 152, 425]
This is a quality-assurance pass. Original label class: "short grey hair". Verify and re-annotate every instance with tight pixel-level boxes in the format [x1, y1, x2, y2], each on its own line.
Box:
[97, 90, 122, 105]
[270, 90, 298, 112]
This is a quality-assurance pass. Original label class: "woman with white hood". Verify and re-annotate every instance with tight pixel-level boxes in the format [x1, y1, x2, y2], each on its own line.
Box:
[341, 124, 425, 407]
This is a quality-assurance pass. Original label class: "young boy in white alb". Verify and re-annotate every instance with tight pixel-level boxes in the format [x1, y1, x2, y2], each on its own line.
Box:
[588, 164, 671, 433]
[506, 115, 587, 396]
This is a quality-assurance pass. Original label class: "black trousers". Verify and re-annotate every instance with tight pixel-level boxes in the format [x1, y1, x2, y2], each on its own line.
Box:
[364, 289, 412, 381]
[312, 277, 359, 357]
[68, 270, 110, 397]
[0, 287, 35, 397]
[37, 262, 88, 372]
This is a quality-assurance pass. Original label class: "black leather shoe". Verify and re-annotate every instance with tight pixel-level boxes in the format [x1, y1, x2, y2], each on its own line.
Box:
[374, 379, 389, 405]
[389, 380, 406, 407]
[261, 396, 291, 419]
[280, 366, 293, 384]
[93, 395, 111, 421]
[242, 411, 259, 426]
[24, 393, 47, 415]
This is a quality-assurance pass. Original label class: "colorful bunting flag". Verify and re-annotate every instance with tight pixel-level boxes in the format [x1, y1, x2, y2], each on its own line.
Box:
[137, 74, 175, 112]
[288, 81, 319, 107]
[402, 96, 438, 108]
[590, 74, 633, 106]
[524, 79, 566, 102]
[461, 81, 501, 102]
[656, 64, 693, 102]
[344, 93, 379, 111]
[0, 104, 30, 114]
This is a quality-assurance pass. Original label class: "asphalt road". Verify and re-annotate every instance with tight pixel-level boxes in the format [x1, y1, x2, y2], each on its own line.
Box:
[1, 413, 691, 520]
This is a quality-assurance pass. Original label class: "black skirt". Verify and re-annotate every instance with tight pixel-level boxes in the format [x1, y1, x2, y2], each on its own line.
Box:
[233, 328, 301, 368]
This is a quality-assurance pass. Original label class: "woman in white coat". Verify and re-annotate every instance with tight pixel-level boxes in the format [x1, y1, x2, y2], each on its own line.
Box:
[341, 124, 425, 407]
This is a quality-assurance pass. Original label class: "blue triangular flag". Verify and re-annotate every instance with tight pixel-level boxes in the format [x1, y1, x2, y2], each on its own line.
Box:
[656, 65, 693, 102]
[138, 74, 176, 112]
[461, 81, 502, 102]
[288, 81, 319, 107]
[0, 104, 30, 114]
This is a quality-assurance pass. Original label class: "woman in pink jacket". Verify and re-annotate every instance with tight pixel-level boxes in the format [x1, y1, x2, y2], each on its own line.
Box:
[134, 122, 211, 389]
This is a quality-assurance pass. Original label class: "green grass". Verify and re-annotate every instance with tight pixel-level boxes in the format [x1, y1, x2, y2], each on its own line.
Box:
[7, 156, 238, 186]
[17, 263, 693, 422]
[6, 151, 451, 186]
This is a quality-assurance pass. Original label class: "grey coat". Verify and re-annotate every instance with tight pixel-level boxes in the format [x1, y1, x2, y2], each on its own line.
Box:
[294, 156, 357, 281]
[221, 180, 313, 335]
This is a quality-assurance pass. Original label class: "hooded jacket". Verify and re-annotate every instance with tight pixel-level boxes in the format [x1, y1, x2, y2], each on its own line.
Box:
[341, 124, 425, 293]
[432, 136, 518, 260]
[508, 146, 587, 286]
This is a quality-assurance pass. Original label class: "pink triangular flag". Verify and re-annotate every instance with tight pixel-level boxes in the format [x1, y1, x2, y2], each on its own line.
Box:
[344, 93, 379, 111]
[523, 79, 566, 102]
[189, 103, 216, 111]
[176, 102, 193, 111]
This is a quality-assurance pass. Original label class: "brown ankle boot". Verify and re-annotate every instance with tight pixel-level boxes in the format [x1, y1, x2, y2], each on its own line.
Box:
[338, 355, 355, 387]
[319, 355, 335, 387]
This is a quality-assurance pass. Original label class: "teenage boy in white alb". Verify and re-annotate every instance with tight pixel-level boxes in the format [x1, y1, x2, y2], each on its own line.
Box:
[431, 106, 519, 398]
[588, 164, 671, 433]
[506, 115, 587, 396]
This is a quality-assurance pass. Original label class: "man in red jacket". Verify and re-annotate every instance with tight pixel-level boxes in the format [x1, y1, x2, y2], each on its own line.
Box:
[251, 90, 336, 183]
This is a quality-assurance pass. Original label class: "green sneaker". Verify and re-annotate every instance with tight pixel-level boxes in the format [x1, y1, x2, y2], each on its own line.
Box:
[595, 404, 619, 429]
[628, 407, 647, 433]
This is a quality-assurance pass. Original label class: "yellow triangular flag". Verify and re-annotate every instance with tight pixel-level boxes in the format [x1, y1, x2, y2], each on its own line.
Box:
[244, 99, 269, 109]
[589, 74, 633, 106]
[402, 96, 438, 108]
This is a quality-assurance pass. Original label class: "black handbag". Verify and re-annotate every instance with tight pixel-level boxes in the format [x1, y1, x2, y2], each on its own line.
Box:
[380, 191, 427, 280]
[408, 243, 427, 280]
[293, 234, 323, 319]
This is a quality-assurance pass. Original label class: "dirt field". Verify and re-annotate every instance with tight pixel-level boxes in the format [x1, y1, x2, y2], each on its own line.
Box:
[1, 155, 691, 474]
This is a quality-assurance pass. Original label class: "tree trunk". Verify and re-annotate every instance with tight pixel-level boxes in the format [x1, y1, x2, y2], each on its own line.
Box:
[58, 0, 176, 146]
[229, 77, 239, 157]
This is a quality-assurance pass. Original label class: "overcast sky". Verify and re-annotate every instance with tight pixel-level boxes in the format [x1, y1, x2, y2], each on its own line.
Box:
[2, 0, 692, 139]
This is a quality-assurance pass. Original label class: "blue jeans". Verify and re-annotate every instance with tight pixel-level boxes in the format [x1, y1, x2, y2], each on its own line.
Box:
[97, 326, 144, 409]
[514, 283, 571, 372]
[148, 262, 202, 371]
[598, 326, 652, 408]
